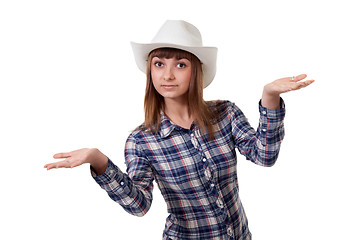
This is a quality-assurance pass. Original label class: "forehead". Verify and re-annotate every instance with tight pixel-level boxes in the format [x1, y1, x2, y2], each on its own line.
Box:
[149, 48, 192, 60]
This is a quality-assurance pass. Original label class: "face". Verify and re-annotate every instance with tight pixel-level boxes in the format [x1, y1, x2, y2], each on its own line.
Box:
[151, 56, 192, 102]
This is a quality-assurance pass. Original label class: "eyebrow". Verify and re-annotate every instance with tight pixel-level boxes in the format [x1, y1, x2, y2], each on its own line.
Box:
[152, 56, 190, 61]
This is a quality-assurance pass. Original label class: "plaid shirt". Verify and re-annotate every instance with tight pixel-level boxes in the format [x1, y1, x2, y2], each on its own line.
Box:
[91, 100, 285, 240]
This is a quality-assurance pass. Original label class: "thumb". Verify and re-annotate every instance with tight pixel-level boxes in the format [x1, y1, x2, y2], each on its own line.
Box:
[53, 152, 72, 159]
[294, 74, 307, 82]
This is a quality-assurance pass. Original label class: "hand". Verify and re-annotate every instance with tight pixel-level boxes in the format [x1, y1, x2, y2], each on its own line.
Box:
[261, 74, 315, 109]
[264, 74, 315, 96]
[44, 148, 108, 174]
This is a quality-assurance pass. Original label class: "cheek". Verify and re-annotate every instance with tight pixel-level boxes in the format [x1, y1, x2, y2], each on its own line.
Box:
[187, 72, 192, 84]
[150, 73, 162, 93]
[151, 71, 160, 85]
[184, 71, 192, 86]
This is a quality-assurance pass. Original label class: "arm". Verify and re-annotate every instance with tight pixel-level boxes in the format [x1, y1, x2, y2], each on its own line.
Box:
[91, 135, 154, 217]
[230, 101, 285, 167]
[232, 73, 314, 166]
[44, 135, 154, 217]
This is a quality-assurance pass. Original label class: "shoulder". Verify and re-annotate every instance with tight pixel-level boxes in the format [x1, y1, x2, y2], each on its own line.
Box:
[206, 99, 232, 111]
[206, 100, 240, 120]
[126, 124, 159, 143]
[125, 126, 153, 156]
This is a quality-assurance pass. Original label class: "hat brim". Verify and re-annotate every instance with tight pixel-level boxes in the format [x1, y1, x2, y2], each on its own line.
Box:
[131, 42, 217, 88]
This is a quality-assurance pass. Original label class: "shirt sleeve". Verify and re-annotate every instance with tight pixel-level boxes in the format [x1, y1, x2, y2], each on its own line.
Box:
[91, 134, 154, 217]
[229, 99, 285, 166]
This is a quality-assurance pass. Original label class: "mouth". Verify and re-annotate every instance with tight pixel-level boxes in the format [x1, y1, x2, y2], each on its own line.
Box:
[161, 85, 178, 89]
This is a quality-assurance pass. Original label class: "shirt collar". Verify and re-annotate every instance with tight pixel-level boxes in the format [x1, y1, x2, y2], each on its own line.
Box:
[159, 112, 176, 138]
[159, 111, 198, 138]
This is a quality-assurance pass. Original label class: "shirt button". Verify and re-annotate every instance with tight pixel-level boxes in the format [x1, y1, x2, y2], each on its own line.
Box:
[262, 128, 267, 132]
[210, 183, 215, 188]
[216, 198, 224, 208]
[202, 158, 207, 162]
[120, 181, 125, 186]
[262, 110, 267, 115]
[227, 227, 234, 237]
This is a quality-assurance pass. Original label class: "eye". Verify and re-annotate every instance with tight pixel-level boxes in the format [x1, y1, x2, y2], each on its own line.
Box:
[177, 62, 187, 68]
[154, 62, 163, 67]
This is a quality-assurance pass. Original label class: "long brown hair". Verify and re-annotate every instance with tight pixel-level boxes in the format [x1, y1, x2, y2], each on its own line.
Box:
[143, 48, 217, 139]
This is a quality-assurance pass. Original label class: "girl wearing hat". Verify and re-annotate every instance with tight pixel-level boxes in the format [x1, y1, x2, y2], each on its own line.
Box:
[45, 20, 314, 239]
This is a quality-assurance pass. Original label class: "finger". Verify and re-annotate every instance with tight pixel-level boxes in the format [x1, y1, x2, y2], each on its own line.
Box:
[45, 162, 59, 170]
[44, 162, 59, 170]
[293, 74, 307, 82]
[293, 80, 314, 90]
[300, 79, 315, 88]
[45, 159, 71, 170]
[44, 161, 58, 169]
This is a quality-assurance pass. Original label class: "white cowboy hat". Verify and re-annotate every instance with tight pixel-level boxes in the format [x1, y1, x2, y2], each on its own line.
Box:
[130, 20, 218, 88]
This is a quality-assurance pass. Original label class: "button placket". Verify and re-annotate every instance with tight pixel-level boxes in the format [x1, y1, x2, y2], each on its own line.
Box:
[204, 168, 212, 180]
[190, 130, 200, 149]
[227, 227, 234, 238]
[216, 198, 224, 208]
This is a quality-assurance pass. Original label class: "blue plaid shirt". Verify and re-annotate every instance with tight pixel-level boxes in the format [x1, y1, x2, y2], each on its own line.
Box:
[91, 100, 285, 240]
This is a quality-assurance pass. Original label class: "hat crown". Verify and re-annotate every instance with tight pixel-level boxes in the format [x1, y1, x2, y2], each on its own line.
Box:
[151, 20, 203, 47]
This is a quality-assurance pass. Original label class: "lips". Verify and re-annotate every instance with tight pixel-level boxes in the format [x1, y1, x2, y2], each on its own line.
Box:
[161, 85, 178, 89]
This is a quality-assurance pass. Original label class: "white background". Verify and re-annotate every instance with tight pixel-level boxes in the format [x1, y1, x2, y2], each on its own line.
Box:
[1, 0, 359, 239]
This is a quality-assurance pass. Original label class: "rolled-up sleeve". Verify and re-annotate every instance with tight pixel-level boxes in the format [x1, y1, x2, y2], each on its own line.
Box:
[230, 99, 285, 166]
[91, 134, 154, 217]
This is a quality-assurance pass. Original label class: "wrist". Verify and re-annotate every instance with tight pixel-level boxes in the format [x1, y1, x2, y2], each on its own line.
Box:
[89, 148, 108, 175]
[261, 88, 281, 109]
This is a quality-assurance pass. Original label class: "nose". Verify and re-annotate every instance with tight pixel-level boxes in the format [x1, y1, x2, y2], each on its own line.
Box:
[164, 66, 175, 80]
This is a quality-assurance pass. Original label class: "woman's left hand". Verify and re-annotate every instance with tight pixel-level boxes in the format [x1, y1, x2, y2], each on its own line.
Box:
[261, 73, 315, 109]
[264, 74, 315, 95]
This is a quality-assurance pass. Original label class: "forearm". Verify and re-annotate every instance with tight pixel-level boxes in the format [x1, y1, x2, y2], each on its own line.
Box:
[91, 158, 154, 217]
[261, 90, 281, 109]
[232, 101, 285, 167]
[89, 148, 108, 175]
[106, 172, 153, 217]
[240, 137, 282, 167]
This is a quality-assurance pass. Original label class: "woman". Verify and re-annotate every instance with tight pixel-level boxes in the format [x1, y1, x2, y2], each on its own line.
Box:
[44, 20, 314, 239]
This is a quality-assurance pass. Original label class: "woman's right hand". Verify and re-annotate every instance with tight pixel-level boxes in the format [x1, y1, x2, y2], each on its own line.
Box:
[44, 148, 108, 174]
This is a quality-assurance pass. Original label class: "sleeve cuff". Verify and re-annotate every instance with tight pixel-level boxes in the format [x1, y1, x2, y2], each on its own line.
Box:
[259, 97, 286, 119]
[90, 158, 124, 186]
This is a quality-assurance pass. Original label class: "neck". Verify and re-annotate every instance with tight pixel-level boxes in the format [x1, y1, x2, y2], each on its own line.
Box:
[164, 97, 194, 129]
